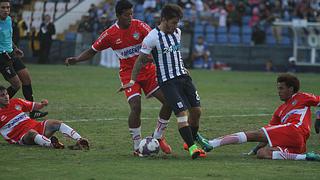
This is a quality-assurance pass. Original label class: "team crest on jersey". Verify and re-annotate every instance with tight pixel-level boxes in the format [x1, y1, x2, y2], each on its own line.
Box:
[15, 105, 22, 111]
[292, 100, 297, 106]
[116, 38, 122, 44]
[133, 32, 140, 40]
[0, 115, 7, 122]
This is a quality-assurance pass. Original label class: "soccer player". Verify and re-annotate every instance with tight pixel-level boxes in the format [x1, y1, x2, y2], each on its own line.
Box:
[0, 85, 89, 150]
[119, 4, 210, 159]
[206, 73, 320, 161]
[65, 0, 172, 155]
[0, 0, 47, 119]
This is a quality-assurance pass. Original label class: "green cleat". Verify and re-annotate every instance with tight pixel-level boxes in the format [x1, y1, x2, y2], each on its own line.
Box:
[195, 133, 213, 152]
[306, 152, 320, 161]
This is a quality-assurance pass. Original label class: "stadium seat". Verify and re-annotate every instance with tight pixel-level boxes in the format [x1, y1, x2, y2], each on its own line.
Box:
[55, 2, 66, 19]
[217, 34, 228, 44]
[266, 35, 277, 45]
[242, 25, 252, 35]
[229, 34, 241, 44]
[280, 36, 291, 45]
[135, 4, 144, 13]
[229, 25, 240, 35]
[205, 25, 215, 34]
[64, 32, 77, 42]
[266, 26, 273, 36]
[242, 34, 252, 44]
[206, 34, 215, 44]
[242, 15, 251, 26]
[194, 23, 204, 34]
[34, 1, 44, 12]
[217, 26, 227, 34]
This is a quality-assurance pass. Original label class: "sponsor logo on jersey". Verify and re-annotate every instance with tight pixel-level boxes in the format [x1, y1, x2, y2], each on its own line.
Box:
[3, 113, 28, 129]
[163, 44, 181, 54]
[133, 32, 140, 40]
[177, 102, 183, 108]
[120, 44, 141, 57]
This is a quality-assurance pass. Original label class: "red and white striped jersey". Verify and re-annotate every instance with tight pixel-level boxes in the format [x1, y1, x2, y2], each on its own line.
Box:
[269, 92, 320, 136]
[0, 98, 34, 142]
[92, 19, 154, 80]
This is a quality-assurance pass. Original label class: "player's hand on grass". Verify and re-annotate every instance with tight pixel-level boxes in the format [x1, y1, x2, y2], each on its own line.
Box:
[41, 99, 49, 106]
[65, 57, 78, 66]
[117, 80, 135, 92]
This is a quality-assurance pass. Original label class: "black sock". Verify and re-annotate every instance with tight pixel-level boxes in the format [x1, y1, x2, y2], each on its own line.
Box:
[179, 126, 195, 148]
[22, 85, 34, 101]
[7, 86, 18, 98]
[190, 126, 199, 140]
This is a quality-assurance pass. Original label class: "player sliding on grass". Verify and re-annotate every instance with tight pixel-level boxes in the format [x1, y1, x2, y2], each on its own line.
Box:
[119, 4, 211, 159]
[204, 73, 320, 161]
[65, 0, 173, 155]
[0, 85, 89, 150]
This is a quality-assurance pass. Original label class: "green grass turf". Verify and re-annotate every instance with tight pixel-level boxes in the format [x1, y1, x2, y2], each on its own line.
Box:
[0, 64, 319, 180]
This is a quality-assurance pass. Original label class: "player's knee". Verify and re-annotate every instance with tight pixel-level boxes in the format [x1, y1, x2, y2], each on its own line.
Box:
[47, 120, 62, 131]
[130, 103, 141, 114]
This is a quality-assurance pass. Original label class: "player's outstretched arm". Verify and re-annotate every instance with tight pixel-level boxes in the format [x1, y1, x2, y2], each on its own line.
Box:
[65, 48, 97, 66]
[33, 99, 48, 111]
[118, 53, 152, 92]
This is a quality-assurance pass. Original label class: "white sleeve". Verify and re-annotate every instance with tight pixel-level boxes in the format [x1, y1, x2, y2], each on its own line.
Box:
[140, 31, 157, 55]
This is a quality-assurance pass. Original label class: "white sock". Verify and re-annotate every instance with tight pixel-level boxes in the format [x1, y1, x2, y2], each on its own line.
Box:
[129, 126, 141, 150]
[272, 151, 306, 160]
[34, 134, 52, 147]
[209, 132, 247, 148]
[152, 118, 169, 139]
[59, 123, 82, 140]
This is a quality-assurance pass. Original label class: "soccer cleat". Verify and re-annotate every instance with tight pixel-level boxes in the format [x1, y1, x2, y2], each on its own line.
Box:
[50, 136, 64, 149]
[68, 138, 89, 150]
[306, 152, 320, 161]
[195, 133, 213, 152]
[158, 137, 172, 154]
[30, 110, 48, 119]
[198, 148, 207, 158]
[189, 144, 202, 160]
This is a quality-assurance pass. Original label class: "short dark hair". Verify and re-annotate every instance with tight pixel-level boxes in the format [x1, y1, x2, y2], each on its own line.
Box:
[115, 0, 133, 16]
[277, 73, 300, 93]
[161, 4, 183, 21]
[0, 0, 10, 3]
[0, 86, 6, 91]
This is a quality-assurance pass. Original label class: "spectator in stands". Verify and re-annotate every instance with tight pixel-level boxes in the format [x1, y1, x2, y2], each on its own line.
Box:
[94, 15, 112, 36]
[287, 57, 297, 73]
[192, 36, 212, 69]
[29, 26, 40, 57]
[265, 59, 274, 72]
[88, 3, 98, 22]
[17, 13, 27, 40]
[76, 14, 94, 56]
[38, 14, 55, 64]
[270, 0, 283, 43]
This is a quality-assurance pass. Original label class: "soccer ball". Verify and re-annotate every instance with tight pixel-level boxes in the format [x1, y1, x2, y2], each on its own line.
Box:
[138, 136, 160, 156]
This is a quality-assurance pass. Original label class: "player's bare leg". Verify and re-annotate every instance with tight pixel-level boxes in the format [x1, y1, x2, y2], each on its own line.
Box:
[209, 130, 267, 148]
[152, 89, 172, 154]
[6, 75, 21, 98]
[128, 96, 142, 153]
[16, 68, 48, 119]
[44, 120, 89, 150]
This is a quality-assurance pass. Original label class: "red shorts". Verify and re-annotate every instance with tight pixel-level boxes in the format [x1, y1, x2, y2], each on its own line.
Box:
[262, 123, 308, 154]
[6, 119, 47, 144]
[121, 67, 159, 101]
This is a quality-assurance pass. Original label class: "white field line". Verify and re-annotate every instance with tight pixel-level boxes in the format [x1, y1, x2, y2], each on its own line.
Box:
[64, 113, 272, 123]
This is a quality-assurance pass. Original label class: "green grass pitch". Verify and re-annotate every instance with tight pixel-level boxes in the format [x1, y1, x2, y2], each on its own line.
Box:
[0, 64, 319, 180]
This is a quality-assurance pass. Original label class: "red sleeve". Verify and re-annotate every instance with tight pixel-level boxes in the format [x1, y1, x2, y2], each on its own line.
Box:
[301, 93, 320, 107]
[92, 29, 111, 52]
[269, 107, 281, 125]
[138, 21, 152, 38]
[16, 98, 34, 112]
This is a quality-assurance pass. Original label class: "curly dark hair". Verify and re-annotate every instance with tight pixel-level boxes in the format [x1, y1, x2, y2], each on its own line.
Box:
[277, 73, 300, 93]
[115, 0, 133, 16]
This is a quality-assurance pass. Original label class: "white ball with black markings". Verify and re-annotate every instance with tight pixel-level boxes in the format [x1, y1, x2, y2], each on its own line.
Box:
[138, 136, 160, 156]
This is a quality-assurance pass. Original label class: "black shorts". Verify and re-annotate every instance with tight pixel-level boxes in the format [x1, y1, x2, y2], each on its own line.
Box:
[160, 75, 201, 115]
[0, 53, 26, 80]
